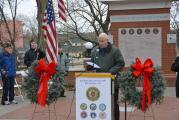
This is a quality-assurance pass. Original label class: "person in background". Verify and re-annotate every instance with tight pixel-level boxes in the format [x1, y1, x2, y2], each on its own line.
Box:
[90, 33, 125, 120]
[171, 56, 179, 98]
[57, 44, 69, 97]
[0, 44, 2, 52]
[24, 40, 45, 67]
[0, 42, 17, 105]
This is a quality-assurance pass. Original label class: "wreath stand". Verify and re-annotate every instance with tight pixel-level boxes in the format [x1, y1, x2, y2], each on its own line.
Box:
[124, 100, 127, 120]
[123, 85, 156, 120]
[127, 104, 156, 120]
[31, 103, 58, 120]
[119, 58, 165, 120]
[123, 80, 155, 120]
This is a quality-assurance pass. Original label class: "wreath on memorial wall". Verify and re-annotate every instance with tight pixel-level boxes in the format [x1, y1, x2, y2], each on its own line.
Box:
[22, 59, 64, 106]
[119, 58, 166, 112]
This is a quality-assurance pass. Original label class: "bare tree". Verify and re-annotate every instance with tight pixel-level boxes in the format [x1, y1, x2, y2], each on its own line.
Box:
[0, 0, 4, 46]
[36, 0, 47, 49]
[63, 0, 109, 44]
[18, 15, 38, 39]
[171, 1, 179, 54]
[0, 0, 18, 50]
[18, 14, 38, 49]
[35, 0, 109, 47]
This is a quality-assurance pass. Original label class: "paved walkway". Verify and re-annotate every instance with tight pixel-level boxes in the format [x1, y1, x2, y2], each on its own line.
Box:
[0, 87, 178, 120]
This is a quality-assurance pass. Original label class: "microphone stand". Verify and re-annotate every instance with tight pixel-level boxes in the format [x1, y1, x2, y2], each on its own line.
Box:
[125, 99, 127, 120]
[124, 79, 127, 120]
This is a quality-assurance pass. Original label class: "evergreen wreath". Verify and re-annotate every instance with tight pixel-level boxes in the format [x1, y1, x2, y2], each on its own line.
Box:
[22, 60, 64, 105]
[119, 58, 166, 111]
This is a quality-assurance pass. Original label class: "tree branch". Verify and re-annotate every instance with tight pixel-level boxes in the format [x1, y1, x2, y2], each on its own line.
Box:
[0, 5, 13, 42]
[7, 0, 14, 19]
[66, 0, 98, 44]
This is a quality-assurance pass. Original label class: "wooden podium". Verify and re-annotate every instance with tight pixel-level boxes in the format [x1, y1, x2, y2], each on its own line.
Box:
[75, 73, 115, 120]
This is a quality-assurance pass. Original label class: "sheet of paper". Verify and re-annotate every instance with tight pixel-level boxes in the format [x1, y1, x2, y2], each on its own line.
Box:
[86, 61, 100, 68]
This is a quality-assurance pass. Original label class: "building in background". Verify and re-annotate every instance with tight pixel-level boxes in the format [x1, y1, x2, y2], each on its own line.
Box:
[101, 0, 175, 86]
[0, 20, 23, 48]
[57, 32, 97, 58]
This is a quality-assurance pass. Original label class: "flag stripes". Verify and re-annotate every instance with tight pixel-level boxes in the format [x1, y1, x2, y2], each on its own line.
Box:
[58, 0, 67, 22]
[43, 0, 58, 63]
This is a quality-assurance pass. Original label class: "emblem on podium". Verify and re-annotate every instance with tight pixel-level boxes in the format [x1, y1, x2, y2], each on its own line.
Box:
[80, 103, 87, 110]
[80, 111, 87, 118]
[99, 103, 106, 111]
[86, 87, 100, 101]
[90, 103, 97, 111]
[99, 112, 107, 119]
[90, 112, 97, 118]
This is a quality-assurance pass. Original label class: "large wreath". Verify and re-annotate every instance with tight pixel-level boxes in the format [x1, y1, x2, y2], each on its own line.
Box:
[119, 58, 166, 111]
[22, 59, 64, 106]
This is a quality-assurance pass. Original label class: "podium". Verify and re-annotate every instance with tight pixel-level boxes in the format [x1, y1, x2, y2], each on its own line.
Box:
[75, 73, 115, 120]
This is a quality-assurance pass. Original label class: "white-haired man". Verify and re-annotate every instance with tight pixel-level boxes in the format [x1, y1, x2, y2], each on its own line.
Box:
[91, 32, 125, 120]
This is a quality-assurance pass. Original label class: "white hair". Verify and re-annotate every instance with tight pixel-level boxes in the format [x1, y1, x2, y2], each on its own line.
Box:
[99, 33, 108, 40]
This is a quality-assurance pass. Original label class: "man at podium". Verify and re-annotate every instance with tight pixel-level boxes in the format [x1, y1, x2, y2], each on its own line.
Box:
[90, 33, 125, 120]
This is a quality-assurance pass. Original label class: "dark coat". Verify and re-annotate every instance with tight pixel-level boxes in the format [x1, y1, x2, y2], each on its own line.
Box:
[0, 52, 16, 77]
[57, 52, 69, 74]
[91, 43, 125, 88]
[171, 56, 179, 98]
[24, 49, 45, 67]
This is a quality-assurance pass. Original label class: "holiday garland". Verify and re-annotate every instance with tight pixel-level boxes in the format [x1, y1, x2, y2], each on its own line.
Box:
[119, 58, 166, 112]
[22, 60, 65, 106]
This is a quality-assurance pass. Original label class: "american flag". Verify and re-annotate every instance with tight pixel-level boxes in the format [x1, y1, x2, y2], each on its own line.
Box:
[43, 0, 58, 63]
[58, 0, 67, 22]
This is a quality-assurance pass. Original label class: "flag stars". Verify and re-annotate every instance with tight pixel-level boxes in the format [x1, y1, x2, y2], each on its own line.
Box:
[47, 0, 55, 24]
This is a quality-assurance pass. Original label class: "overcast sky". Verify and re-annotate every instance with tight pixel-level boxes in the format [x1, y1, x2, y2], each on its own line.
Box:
[4, 0, 37, 18]
[17, 0, 37, 17]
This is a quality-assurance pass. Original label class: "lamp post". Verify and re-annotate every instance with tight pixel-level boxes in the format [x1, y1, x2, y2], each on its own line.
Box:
[84, 42, 93, 58]
[83, 42, 93, 71]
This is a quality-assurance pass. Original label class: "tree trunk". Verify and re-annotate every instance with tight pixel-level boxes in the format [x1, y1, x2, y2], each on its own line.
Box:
[12, 17, 16, 51]
[36, 0, 48, 50]
[176, 29, 179, 56]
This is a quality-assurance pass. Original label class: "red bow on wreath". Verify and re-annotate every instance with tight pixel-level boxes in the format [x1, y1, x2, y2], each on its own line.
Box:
[131, 58, 154, 112]
[35, 59, 57, 107]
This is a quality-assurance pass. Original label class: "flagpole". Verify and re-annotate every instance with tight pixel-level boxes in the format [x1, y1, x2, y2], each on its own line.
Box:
[66, 0, 69, 54]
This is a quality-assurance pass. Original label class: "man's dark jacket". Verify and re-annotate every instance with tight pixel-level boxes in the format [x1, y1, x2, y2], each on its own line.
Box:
[171, 56, 179, 97]
[24, 49, 45, 67]
[91, 43, 125, 88]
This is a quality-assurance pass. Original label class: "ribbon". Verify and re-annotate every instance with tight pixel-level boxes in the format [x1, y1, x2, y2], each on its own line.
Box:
[35, 59, 56, 107]
[131, 58, 154, 112]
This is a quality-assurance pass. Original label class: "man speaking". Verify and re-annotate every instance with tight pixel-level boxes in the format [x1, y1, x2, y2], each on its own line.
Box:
[91, 33, 125, 120]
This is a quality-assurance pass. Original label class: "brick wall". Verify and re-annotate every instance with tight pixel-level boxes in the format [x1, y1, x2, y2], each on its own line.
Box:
[110, 8, 176, 86]
[0, 20, 23, 48]
[64, 70, 85, 86]
[64, 71, 76, 86]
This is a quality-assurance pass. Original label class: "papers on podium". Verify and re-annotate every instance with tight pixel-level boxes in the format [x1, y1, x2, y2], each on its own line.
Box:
[86, 61, 100, 68]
